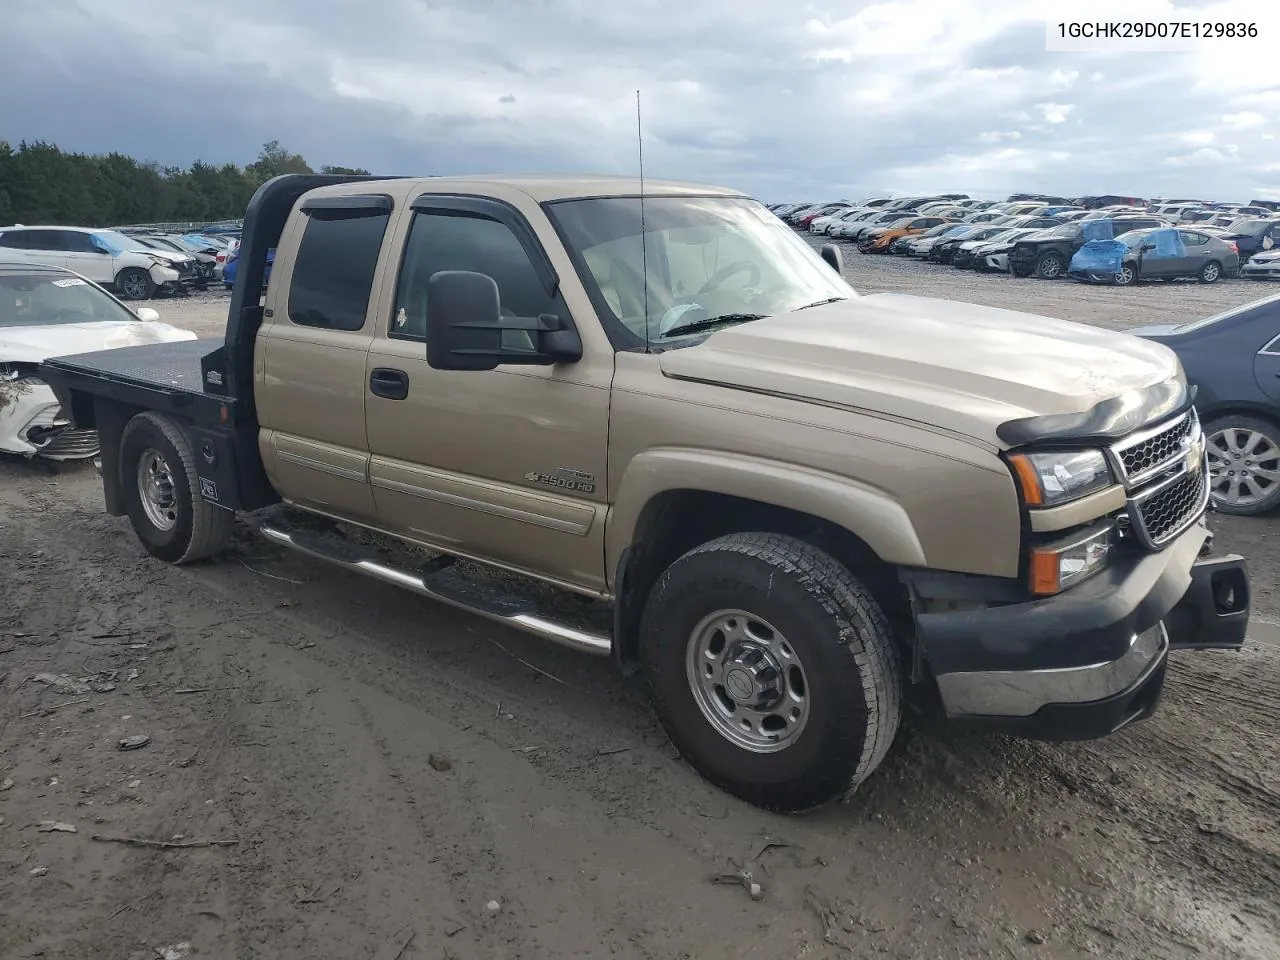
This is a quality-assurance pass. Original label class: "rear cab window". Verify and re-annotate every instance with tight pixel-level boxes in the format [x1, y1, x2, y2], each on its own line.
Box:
[286, 195, 393, 331]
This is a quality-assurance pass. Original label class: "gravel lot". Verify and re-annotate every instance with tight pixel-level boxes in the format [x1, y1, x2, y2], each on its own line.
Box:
[1, 260, 1278, 960]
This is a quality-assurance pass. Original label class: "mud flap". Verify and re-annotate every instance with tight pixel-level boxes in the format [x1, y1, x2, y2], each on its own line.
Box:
[1163, 553, 1250, 651]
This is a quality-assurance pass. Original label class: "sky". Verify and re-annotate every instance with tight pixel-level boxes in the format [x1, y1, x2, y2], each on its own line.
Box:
[1, 0, 1276, 203]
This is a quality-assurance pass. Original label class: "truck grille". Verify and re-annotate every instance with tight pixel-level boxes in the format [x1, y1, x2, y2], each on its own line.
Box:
[1107, 408, 1208, 550]
[1111, 409, 1198, 485]
[1130, 464, 1209, 547]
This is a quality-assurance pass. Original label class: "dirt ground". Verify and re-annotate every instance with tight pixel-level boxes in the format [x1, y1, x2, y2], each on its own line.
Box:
[2, 263, 1279, 960]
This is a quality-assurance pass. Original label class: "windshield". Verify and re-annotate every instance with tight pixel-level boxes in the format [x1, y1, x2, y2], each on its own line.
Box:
[548, 195, 855, 348]
[0, 272, 138, 328]
[1047, 223, 1082, 239]
[95, 230, 154, 255]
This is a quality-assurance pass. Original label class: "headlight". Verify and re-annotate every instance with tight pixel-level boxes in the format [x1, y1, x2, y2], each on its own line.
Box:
[1029, 523, 1113, 595]
[1007, 449, 1113, 506]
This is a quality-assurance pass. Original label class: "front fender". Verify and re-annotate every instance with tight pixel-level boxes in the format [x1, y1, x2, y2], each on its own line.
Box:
[605, 447, 927, 588]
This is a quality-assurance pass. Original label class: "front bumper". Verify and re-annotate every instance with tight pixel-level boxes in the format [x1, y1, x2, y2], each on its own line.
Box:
[916, 522, 1250, 741]
[983, 253, 1010, 271]
[1242, 260, 1280, 278]
[0, 378, 100, 460]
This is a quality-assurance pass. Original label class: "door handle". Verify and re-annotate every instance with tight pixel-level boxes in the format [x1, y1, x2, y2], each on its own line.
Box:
[369, 367, 409, 400]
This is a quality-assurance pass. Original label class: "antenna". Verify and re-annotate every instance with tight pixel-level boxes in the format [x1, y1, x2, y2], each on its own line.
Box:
[637, 89, 651, 353]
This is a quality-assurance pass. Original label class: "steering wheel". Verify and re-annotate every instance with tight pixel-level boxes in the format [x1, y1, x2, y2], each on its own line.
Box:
[696, 260, 760, 297]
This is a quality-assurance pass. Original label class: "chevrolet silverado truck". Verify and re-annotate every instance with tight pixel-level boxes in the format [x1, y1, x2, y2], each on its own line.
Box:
[39, 173, 1251, 812]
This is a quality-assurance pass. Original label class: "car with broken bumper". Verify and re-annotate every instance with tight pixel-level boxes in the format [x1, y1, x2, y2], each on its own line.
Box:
[0, 262, 196, 460]
[38, 173, 1252, 813]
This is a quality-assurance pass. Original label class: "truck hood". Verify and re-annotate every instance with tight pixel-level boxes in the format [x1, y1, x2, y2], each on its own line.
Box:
[658, 293, 1180, 448]
[0, 320, 197, 364]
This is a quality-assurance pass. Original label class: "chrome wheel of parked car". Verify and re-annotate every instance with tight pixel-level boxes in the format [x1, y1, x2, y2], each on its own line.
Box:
[685, 609, 810, 753]
[137, 448, 179, 531]
[116, 267, 155, 301]
[1199, 261, 1222, 283]
[1035, 252, 1065, 279]
[1205, 417, 1280, 515]
[1114, 265, 1136, 285]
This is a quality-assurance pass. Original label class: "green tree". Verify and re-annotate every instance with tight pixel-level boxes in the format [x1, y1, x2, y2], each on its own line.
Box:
[321, 164, 372, 175]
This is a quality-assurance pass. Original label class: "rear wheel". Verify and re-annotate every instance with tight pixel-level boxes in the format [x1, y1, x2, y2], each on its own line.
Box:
[1199, 260, 1222, 283]
[1204, 415, 1280, 516]
[120, 411, 233, 562]
[115, 267, 155, 301]
[639, 533, 903, 812]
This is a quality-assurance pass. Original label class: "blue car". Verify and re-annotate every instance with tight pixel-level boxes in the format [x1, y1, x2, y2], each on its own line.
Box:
[222, 247, 274, 290]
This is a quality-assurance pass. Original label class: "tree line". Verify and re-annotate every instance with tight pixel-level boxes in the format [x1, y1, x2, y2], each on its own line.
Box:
[0, 139, 371, 227]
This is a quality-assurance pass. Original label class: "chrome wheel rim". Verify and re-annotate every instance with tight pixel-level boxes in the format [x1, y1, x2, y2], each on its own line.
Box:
[1207, 427, 1280, 506]
[1116, 266, 1134, 285]
[685, 609, 809, 753]
[122, 273, 148, 298]
[1203, 263, 1220, 282]
[137, 448, 179, 530]
[1040, 256, 1062, 278]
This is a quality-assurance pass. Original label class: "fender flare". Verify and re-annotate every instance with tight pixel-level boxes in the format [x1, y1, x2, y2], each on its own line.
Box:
[605, 447, 927, 589]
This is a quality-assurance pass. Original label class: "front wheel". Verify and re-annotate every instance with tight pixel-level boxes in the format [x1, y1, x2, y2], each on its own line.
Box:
[1204, 415, 1280, 516]
[121, 411, 233, 562]
[639, 533, 903, 812]
[115, 267, 155, 301]
[1114, 263, 1137, 285]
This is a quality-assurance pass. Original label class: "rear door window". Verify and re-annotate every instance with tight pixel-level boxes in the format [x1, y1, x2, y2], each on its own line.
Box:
[287, 199, 392, 332]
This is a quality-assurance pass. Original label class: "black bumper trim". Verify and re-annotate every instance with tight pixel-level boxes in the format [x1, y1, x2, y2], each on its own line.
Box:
[916, 523, 1213, 675]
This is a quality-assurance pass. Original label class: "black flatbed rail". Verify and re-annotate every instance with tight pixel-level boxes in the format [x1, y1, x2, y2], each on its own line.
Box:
[41, 338, 235, 426]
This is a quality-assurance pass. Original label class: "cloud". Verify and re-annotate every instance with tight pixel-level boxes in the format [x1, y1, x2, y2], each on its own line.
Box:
[0, 0, 1275, 202]
[1223, 111, 1267, 130]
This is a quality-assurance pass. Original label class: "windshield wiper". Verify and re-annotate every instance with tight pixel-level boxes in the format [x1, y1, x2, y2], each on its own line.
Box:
[793, 297, 849, 311]
[660, 313, 767, 338]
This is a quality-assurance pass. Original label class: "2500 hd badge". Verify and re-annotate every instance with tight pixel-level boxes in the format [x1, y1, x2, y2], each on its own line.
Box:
[523, 468, 596, 494]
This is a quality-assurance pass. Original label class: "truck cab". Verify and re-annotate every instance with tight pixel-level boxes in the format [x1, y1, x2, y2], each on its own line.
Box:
[39, 174, 1252, 813]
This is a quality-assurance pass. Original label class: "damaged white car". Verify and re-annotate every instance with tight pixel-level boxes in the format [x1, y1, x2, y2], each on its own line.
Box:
[1, 262, 196, 460]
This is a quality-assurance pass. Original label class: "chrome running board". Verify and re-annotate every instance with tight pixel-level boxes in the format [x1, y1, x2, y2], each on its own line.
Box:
[257, 523, 612, 657]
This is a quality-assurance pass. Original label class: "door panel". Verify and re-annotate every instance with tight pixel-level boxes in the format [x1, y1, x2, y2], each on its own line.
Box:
[366, 338, 611, 592]
[61, 232, 115, 283]
[364, 200, 612, 593]
[254, 199, 396, 522]
[1255, 332, 1280, 405]
[259, 329, 377, 518]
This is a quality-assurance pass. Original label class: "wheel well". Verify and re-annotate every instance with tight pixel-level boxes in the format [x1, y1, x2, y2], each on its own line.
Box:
[1201, 405, 1280, 432]
[613, 490, 911, 667]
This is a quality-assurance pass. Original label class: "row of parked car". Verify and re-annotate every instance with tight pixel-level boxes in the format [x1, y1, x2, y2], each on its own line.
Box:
[0, 223, 246, 300]
[771, 195, 1280, 285]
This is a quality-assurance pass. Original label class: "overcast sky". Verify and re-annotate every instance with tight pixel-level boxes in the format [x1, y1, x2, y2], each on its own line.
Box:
[2, 0, 1276, 202]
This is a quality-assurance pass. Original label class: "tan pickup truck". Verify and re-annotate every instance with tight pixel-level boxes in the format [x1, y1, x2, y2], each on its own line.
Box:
[41, 173, 1251, 812]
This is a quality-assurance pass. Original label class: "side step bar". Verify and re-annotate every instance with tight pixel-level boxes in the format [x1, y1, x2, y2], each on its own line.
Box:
[257, 524, 613, 657]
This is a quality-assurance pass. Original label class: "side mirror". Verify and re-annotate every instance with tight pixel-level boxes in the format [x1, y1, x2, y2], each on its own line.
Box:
[820, 243, 843, 273]
[424, 270, 582, 372]
[135, 307, 160, 322]
[1140, 242, 1156, 252]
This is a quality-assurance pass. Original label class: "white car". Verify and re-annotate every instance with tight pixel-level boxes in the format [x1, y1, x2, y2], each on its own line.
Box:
[1242, 250, 1280, 279]
[0, 262, 197, 460]
[0, 225, 198, 300]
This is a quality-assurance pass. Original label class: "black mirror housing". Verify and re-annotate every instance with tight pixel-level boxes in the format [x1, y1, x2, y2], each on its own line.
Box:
[820, 243, 843, 273]
[424, 269, 582, 371]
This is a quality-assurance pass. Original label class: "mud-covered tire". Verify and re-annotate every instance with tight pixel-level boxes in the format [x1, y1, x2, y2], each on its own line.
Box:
[115, 267, 155, 301]
[639, 533, 903, 812]
[120, 411, 232, 563]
